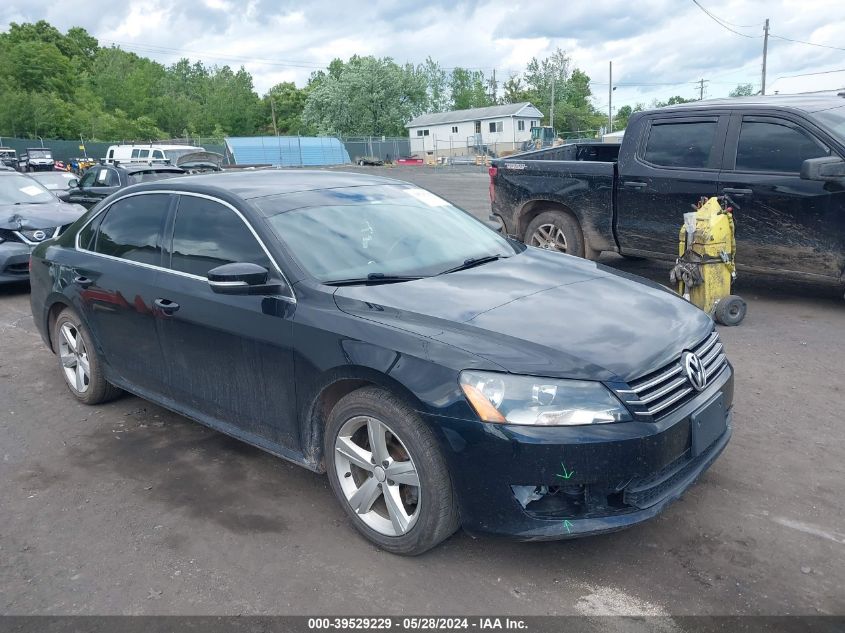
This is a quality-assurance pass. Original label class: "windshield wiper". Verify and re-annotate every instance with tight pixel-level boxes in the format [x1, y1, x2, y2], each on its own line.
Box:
[324, 273, 425, 286]
[439, 254, 509, 275]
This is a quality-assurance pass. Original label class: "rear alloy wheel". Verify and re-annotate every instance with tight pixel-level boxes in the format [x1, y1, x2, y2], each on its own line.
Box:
[325, 386, 459, 555]
[53, 308, 122, 405]
[525, 210, 585, 258]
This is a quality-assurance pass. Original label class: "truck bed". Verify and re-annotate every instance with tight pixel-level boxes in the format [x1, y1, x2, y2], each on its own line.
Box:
[493, 144, 619, 254]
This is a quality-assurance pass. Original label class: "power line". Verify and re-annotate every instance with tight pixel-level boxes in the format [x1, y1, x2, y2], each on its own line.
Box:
[769, 34, 845, 53]
[771, 67, 845, 84]
[689, 0, 761, 38]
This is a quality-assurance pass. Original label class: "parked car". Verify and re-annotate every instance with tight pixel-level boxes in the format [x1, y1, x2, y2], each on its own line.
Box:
[490, 94, 845, 284]
[103, 144, 205, 166]
[0, 171, 85, 284]
[0, 147, 17, 170]
[19, 148, 55, 172]
[29, 171, 79, 192]
[59, 163, 185, 209]
[356, 156, 384, 166]
[29, 170, 733, 554]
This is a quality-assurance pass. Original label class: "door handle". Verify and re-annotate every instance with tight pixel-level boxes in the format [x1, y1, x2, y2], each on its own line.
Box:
[73, 275, 94, 289]
[154, 298, 180, 315]
[722, 187, 753, 196]
[622, 181, 647, 189]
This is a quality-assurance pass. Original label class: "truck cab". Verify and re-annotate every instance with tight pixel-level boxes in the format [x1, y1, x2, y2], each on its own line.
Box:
[491, 94, 845, 284]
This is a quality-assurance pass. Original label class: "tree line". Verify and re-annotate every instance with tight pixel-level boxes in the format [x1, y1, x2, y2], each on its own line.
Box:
[0, 20, 751, 142]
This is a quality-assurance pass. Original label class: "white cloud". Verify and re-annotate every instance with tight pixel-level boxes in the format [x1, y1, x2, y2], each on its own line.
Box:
[2, 0, 844, 108]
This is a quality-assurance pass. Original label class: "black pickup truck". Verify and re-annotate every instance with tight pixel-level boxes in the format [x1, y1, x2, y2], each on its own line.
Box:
[490, 94, 845, 283]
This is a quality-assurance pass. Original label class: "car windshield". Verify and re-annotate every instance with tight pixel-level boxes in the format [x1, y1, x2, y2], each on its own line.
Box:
[29, 149, 52, 159]
[0, 174, 55, 204]
[260, 185, 518, 282]
[128, 170, 182, 184]
[31, 173, 75, 190]
[813, 105, 845, 140]
[163, 148, 201, 162]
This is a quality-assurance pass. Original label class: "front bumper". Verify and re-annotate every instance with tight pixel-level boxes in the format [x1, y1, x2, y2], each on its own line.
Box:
[0, 242, 32, 284]
[429, 364, 733, 539]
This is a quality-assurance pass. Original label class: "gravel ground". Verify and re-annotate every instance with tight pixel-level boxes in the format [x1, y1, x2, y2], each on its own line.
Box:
[0, 165, 843, 619]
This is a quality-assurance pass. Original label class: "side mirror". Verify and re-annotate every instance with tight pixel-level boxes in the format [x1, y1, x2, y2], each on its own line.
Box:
[67, 178, 78, 188]
[801, 156, 845, 181]
[207, 262, 280, 295]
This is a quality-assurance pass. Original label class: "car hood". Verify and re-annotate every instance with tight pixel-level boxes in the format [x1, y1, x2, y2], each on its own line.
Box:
[333, 248, 713, 382]
[1, 199, 86, 230]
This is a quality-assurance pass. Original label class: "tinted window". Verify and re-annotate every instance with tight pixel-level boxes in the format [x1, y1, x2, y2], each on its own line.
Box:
[78, 212, 105, 251]
[736, 120, 828, 173]
[78, 170, 96, 188]
[169, 196, 273, 277]
[93, 194, 169, 265]
[644, 121, 717, 168]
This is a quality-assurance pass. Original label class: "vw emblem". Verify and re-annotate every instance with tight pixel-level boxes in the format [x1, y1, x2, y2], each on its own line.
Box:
[32, 230, 47, 241]
[682, 352, 708, 391]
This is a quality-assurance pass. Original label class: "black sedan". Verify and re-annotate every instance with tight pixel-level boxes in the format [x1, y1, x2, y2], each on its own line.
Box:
[29, 170, 733, 554]
[60, 163, 184, 209]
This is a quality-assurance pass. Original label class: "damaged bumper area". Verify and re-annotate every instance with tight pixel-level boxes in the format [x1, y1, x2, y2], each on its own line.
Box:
[0, 241, 32, 283]
[430, 365, 733, 540]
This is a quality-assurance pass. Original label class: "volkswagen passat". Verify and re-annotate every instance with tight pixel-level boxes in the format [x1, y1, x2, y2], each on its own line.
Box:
[29, 170, 733, 555]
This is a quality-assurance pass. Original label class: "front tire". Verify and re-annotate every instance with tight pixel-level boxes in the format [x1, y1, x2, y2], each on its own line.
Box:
[524, 210, 585, 258]
[53, 308, 122, 405]
[325, 386, 459, 555]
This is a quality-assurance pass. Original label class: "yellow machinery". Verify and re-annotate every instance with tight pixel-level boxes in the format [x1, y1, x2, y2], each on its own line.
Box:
[670, 196, 747, 326]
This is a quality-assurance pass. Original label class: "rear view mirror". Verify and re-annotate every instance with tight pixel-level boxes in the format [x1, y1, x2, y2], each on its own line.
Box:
[207, 262, 281, 295]
[801, 156, 845, 181]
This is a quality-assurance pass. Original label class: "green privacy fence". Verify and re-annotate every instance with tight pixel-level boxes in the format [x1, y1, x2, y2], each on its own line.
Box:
[0, 137, 227, 164]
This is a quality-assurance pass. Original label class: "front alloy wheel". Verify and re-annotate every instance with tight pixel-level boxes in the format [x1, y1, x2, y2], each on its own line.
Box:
[334, 415, 420, 536]
[325, 386, 459, 555]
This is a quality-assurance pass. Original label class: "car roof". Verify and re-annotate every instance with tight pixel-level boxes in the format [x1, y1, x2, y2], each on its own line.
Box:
[648, 93, 845, 115]
[125, 169, 406, 200]
[115, 164, 185, 174]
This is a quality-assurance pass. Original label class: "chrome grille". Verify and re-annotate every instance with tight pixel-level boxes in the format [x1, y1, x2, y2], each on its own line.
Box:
[617, 331, 728, 419]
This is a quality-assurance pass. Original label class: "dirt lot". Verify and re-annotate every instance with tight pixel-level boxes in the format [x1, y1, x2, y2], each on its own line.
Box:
[0, 165, 843, 618]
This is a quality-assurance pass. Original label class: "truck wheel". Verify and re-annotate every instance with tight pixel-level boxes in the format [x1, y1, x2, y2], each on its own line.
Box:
[525, 210, 585, 258]
[714, 295, 747, 326]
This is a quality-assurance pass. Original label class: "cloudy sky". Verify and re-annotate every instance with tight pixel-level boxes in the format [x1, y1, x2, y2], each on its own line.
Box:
[3, 0, 844, 113]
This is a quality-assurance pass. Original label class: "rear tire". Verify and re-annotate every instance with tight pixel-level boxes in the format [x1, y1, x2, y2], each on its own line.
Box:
[324, 386, 459, 555]
[53, 308, 122, 405]
[524, 210, 585, 258]
[714, 295, 747, 326]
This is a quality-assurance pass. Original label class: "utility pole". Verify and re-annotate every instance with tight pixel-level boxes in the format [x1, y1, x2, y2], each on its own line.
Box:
[550, 75, 555, 130]
[761, 18, 770, 95]
[699, 78, 704, 100]
[270, 95, 279, 136]
[608, 61, 613, 133]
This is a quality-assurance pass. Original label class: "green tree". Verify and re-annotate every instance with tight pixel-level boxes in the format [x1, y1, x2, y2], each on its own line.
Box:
[302, 55, 427, 136]
[729, 83, 755, 97]
[264, 81, 312, 135]
[449, 68, 491, 110]
[420, 57, 449, 113]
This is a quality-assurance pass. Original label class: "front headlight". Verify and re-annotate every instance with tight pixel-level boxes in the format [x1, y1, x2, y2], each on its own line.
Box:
[20, 229, 52, 242]
[459, 370, 632, 426]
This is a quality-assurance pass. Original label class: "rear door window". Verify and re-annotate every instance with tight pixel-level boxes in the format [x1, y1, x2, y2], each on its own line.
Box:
[643, 120, 718, 169]
[168, 195, 273, 277]
[735, 118, 829, 173]
[92, 194, 170, 265]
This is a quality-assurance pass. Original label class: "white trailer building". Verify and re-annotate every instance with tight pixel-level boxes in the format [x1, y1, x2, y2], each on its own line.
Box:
[406, 102, 544, 158]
